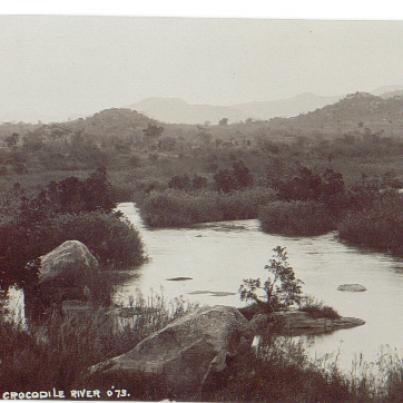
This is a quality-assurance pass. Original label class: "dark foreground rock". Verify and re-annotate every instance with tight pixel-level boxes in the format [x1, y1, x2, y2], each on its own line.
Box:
[270, 310, 365, 335]
[86, 305, 253, 398]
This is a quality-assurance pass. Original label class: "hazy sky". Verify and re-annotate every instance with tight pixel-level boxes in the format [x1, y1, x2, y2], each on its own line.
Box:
[1, 16, 403, 122]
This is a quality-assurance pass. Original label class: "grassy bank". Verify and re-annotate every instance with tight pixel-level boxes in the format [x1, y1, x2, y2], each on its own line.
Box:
[138, 187, 277, 227]
[338, 191, 403, 256]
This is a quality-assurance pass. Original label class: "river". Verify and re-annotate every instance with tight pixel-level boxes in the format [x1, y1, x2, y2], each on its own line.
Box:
[116, 202, 403, 372]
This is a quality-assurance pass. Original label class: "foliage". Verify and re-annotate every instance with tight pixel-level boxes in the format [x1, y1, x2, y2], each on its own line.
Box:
[0, 169, 144, 285]
[143, 123, 164, 141]
[299, 296, 341, 320]
[338, 191, 403, 255]
[38, 167, 116, 215]
[214, 160, 254, 193]
[239, 246, 303, 312]
[0, 211, 145, 286]
[259, 200, 335, 236]
[272, 165, 346, 208]
[140, 187, 276, 227]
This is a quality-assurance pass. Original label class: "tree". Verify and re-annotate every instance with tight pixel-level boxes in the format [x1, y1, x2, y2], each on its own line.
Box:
[5, 133, 19, 148]
[219, 117, 229, 126]
[232, 160, 254, 188]
[143, 124, 164, 142]
[275, 165, 322, 201]
[192, 174, 208, 190]
[82, 167, 115, 212]
[239, 246, 303, 312]
[214, 169, 237, 193]
[168, 174, 191, 190]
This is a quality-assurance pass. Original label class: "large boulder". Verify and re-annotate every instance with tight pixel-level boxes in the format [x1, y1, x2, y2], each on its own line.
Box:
[39, 240, 99, 285]
[86, 305, 253, 398]
[36, 240, 99, 304]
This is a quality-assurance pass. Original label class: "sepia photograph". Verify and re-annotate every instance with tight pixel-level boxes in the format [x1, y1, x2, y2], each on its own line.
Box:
[1, 7, 403, 401]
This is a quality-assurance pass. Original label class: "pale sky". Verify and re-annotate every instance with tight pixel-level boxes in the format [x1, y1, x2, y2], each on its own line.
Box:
[1, 16, 403, 122]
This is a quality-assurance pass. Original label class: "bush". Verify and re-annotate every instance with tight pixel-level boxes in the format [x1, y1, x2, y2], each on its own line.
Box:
[259, 200, 335, 236]
[299, 297, 341, 320]
[0, 211, 145, 286]
[48, 212, 145, 269]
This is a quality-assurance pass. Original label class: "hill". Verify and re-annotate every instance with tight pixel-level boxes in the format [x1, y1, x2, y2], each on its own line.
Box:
[267, 92, 403, 137]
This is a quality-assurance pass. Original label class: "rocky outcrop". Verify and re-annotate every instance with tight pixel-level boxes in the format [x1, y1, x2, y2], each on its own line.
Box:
[86, 305, 253, 397]
[337, 284, 367, 292]
[270, 310, 365, 335]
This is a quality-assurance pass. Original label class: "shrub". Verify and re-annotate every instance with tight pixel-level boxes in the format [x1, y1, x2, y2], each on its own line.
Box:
[0, 211, 145, 285]
[259, 200, 335, 236]
[299, 297, 341, 320]
[48, 212, 145, 269]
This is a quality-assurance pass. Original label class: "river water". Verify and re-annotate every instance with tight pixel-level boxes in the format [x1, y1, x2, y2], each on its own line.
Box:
[116, 202, 403, 372]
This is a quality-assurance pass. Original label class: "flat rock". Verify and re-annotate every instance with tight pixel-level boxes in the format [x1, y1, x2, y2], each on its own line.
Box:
[166, 276, 193, 281]
[188, 290, 236, 297]
[337, 284, 367, 292]
[271, 310, 365, 335]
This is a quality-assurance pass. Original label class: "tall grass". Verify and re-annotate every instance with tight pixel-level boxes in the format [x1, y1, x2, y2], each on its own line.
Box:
[204, 336, 403, 403]
[139, 187, 277, 227]
[259, 200, 336, 236]
[0, 293, 194, 394]
[338, 192, 403, 255]
[1, 295, 403, 401]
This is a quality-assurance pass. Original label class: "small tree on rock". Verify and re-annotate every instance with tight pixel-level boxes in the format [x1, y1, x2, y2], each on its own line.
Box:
[239, 246, 303, 312]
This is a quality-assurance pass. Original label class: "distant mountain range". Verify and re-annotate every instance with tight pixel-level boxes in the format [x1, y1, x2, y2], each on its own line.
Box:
[128, 93, 341, 124]
[127, 85, 403, 126]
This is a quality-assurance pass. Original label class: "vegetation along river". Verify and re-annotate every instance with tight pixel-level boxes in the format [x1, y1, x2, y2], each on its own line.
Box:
[117, 202, 403, 372]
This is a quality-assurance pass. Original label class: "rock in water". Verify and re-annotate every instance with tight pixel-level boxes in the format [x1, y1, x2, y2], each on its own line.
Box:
[86, 305, 253, 397]
[271, 311, 365, 335]
[337, 284, 367, 292]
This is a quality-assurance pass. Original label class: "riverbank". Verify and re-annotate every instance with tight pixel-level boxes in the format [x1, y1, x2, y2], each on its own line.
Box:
[133, 167, 403, 258]
[1, 297, 401, 402]
[116, 202, 403, 373]
[1, 201, 402, 401]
